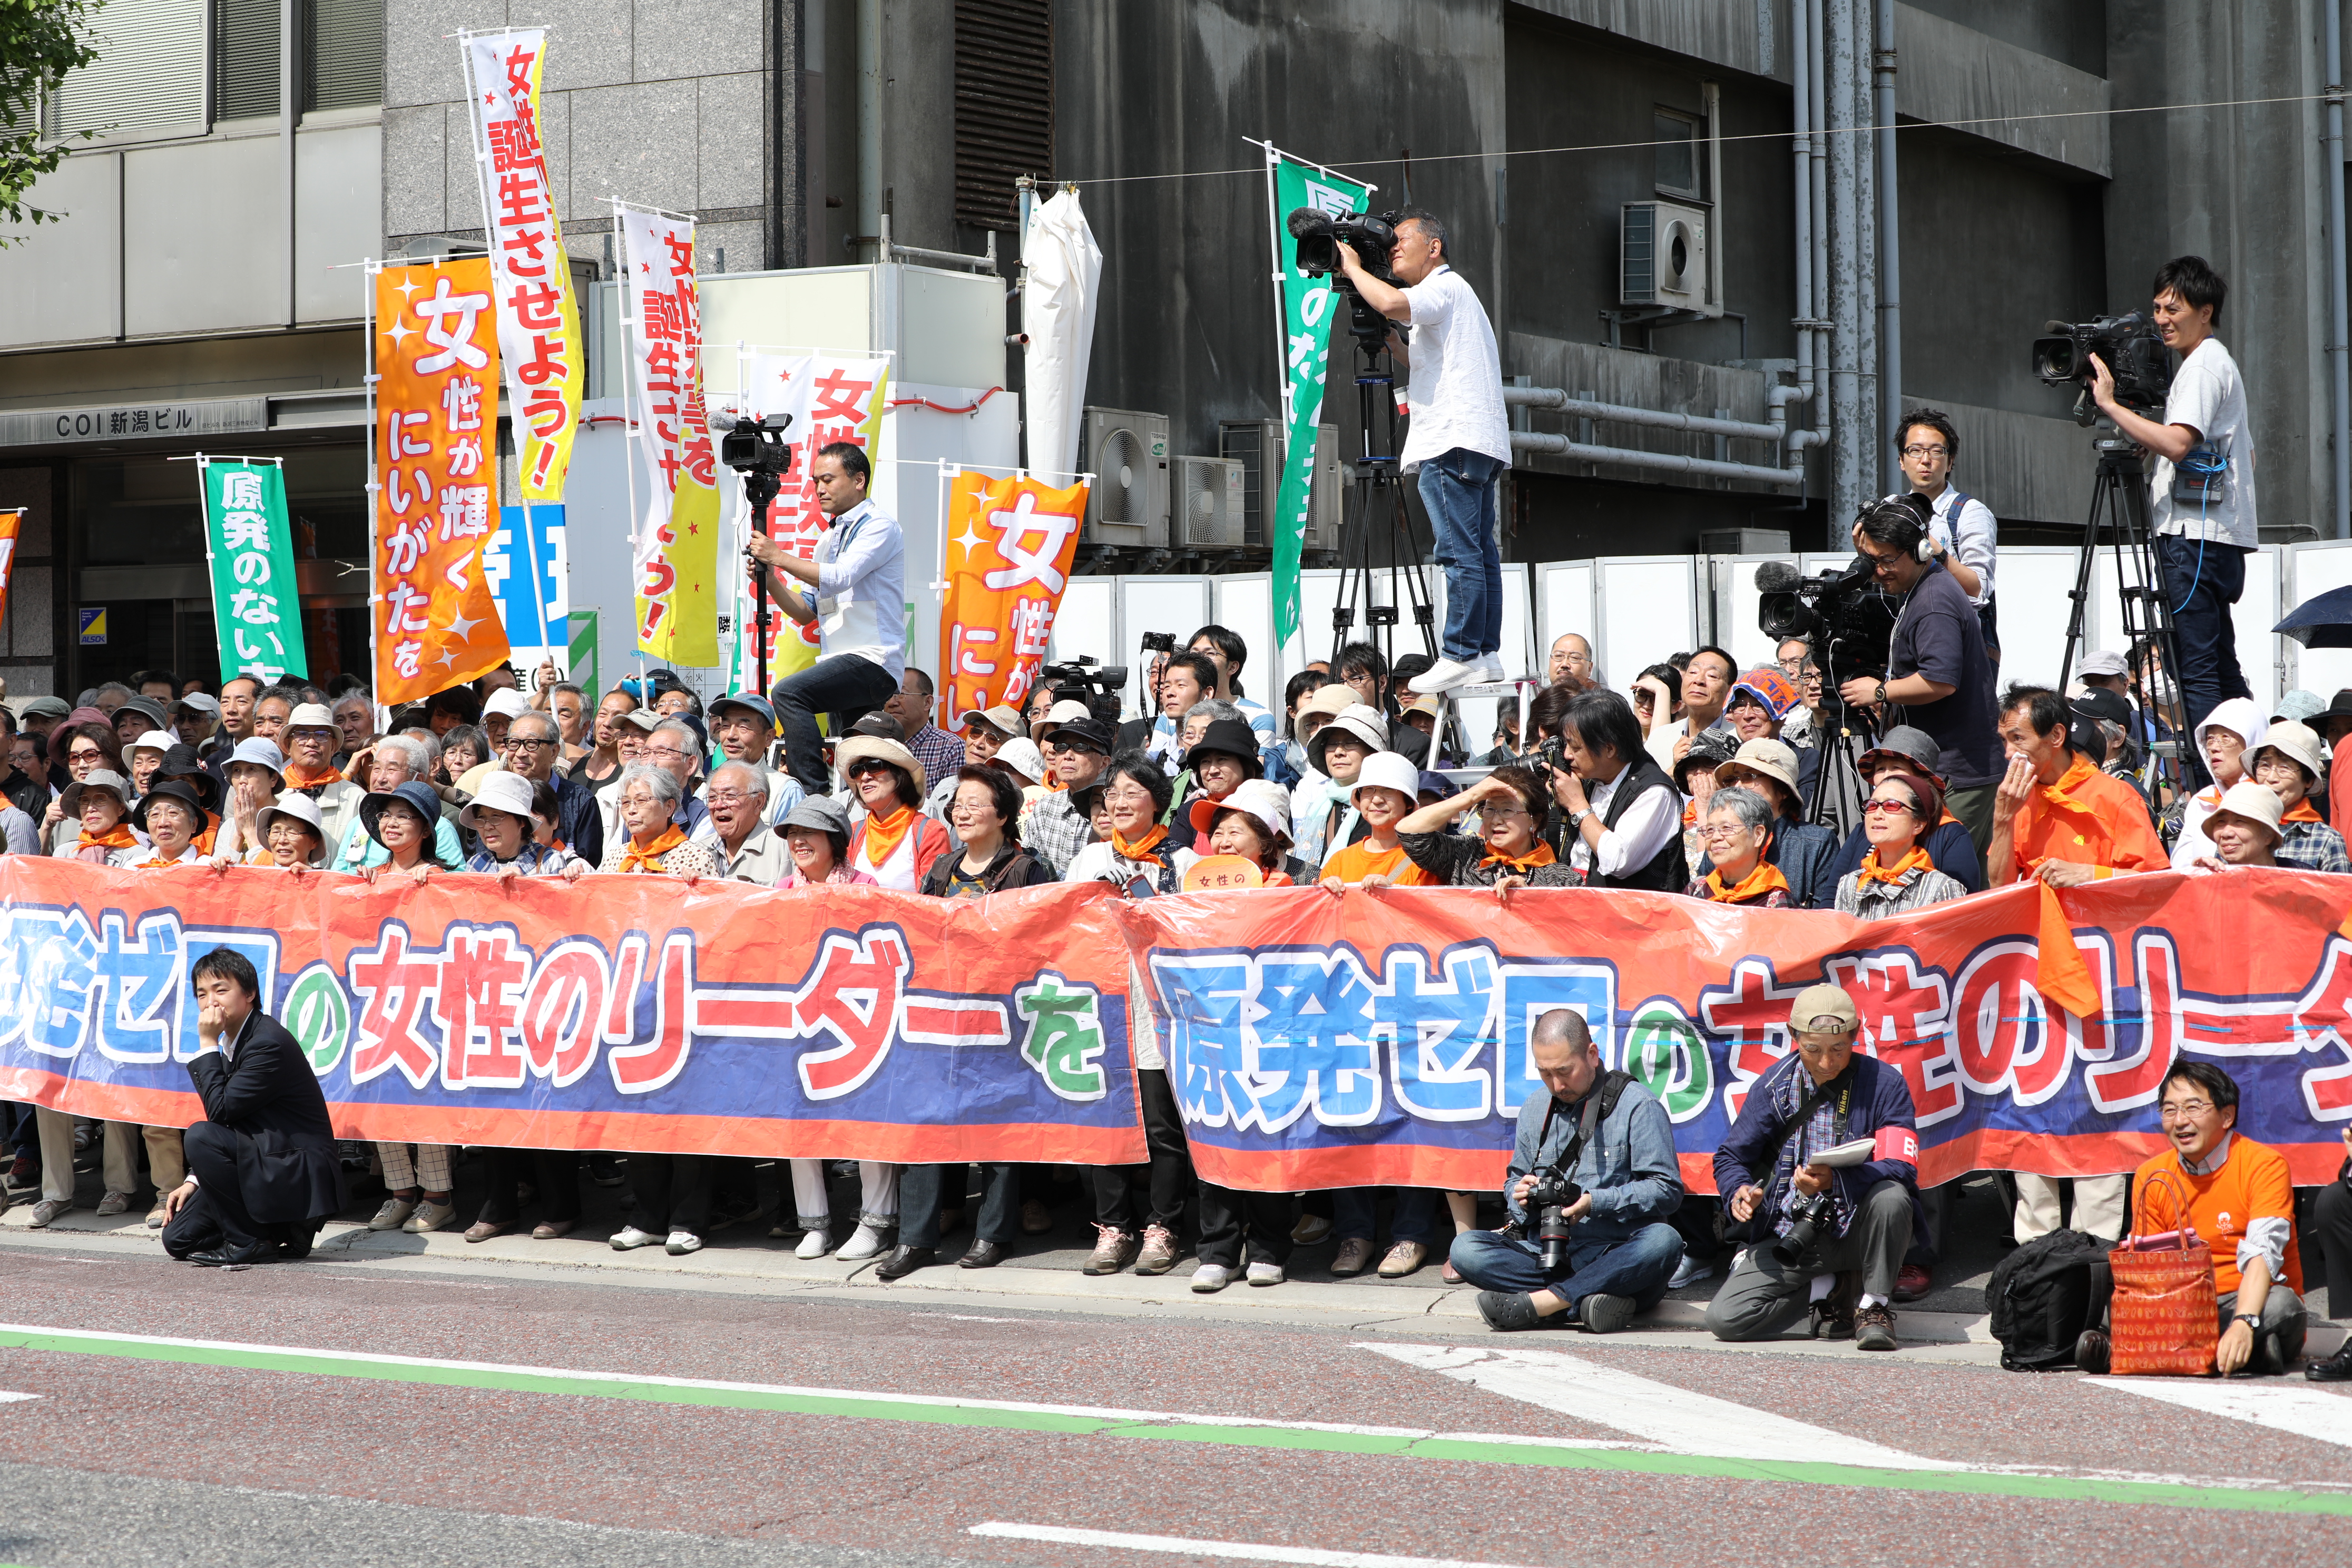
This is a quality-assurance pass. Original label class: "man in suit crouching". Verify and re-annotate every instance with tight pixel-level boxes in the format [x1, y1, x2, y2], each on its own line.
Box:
[159, 948, 346, 1266]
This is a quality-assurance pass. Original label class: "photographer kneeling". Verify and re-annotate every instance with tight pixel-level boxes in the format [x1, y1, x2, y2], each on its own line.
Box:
[1453, 1008, 1683, 1333]
[1704, 985, 1921, 1351]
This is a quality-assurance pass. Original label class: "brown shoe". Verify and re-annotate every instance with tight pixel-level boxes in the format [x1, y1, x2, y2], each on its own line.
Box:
[463, 1220, 510, 1243]
[1377, 1240, 1428, 1278]
[1857, 1302, 1899, 1352]
[1082, 1224, 1139, 1276]
[530, 1219, 575, 1240]
[1020, 1199, 1053, 1234]
[1329, 1237, 1375, 1276]
[1133, 1223, 1181, 1275]
[1812, 1269, 1863, 1340]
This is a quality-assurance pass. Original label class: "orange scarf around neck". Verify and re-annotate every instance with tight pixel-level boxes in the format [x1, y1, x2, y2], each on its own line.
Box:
[1856, 844, 1933, 886]
[620, 822, 688, 874]
[2284, 798, 2324, 825]
[77, 822, 139, 852]
[1705, 859, 1790, 904]
[283, 762, 344, 791]
[1479, 840, 1558, 873]
[859, 805, 919, 867]
[1111, 823, 1169, 866]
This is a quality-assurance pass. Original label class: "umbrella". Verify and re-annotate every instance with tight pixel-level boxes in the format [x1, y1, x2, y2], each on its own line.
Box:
[2274, 585, 2352, 648]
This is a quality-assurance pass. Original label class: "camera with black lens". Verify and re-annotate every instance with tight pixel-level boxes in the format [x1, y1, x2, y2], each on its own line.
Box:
[720, 411, 796, 478]
[2033, 312, 2174, 426]
[1286, 205, 1404, 352]
[1757, 553, 1899, 722]
[1138, 631, 1177, 655]
[1037, 655, 1128, 727]
[1769, 1188, 1837, 1266]
[1525, 1167, 1584, 1272]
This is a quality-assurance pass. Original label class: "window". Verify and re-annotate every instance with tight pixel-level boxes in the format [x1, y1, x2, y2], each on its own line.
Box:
[306, 0, 383, 112]
[1653, 109, 1701, 201]
[43, 0, 209, 139]
[213, 0, 279, 121]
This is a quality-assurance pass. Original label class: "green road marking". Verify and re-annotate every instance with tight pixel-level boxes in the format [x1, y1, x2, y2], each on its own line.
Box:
[4, 1324, 2350, 1516]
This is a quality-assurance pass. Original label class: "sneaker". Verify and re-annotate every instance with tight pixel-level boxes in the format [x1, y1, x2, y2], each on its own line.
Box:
[1247, 1260, 1285, 1287]
[1083, 1224, 1139, 1276]
[26, 1198, 70, 1228]
[1133, 1224, 1180, 1276]
[1856, 1302, 1899, 1352]
[402, 1199, 456, 1234]
[609, 1225, 664, 1250]
[1668, 1252, 1716, 1290]
[836, 1221, 889, 1260]
[367, 1197, 417, 1232]
[1579, 1292, 1636, 1335]
[666, 1230, 703, 1256]
[4, 1154, 37, 1192]
[94, 1191, 130, 1217]
[1329, 1237, 1375, 1276]
[1475, 653, 1508, 682]
[1290, 1213, 1333, 1246]
[1408, 656, 1482, 695]
[796, 1227, 834, 1260]
[1893, 1263, 1932, 1303]
[145, 1203, 169, 1230]
[1190, 1262, 1237, 1293]
[1811, 1271, 1860, 1340]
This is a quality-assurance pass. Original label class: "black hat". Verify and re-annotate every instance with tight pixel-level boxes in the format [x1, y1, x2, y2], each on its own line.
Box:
[1672, 727, 1741, 792]
[1186, 718, 1264, 777]
[1044, 714, 1116, 754]
[848, 711, 905, 742]
[2319, 689, 2352, 722]
[153, 743, 221, 811]
[2071, 688, 2133, 728]
[131, 778, 209, 836]
[2069, 717, 2109, 767]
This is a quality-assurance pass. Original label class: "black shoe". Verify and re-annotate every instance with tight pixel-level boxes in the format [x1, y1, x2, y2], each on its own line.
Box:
[874, 1244, 934, 1281]
[589, 1154, 625, 1188]
[958, 1239, 1006, 1269]
[277, 1231, 315, 1261]
[2074, 1329, 2111, 1375]
[188, 1242, 271, 1267]
[1577, 1292, 1635, 1334]
[2306, 1342, 2352, 1381]
[1476, 1290, 1551, 1331]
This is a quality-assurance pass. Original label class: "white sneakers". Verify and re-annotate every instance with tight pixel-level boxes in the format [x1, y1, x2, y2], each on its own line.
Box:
[609, 1225, 663, 1250]
[403, 1199, 456, 1234]
[666, 1230, 703, 1256]
[1247, 1260, 1286, 1287]
[836, 1221, 890, 1260]
[796, 1227, 832, 1259]
[368, 1197, 416, 1231]
[1190, 1262, 1237, 1293]
[1407, 653, 1508, 695]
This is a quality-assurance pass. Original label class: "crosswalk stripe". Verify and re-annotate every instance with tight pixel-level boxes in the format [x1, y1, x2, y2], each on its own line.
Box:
[1360, 1342, 1961, 1472]
[2090, 1377, 2352, 1451]
[967, 1522, 1542, 1567]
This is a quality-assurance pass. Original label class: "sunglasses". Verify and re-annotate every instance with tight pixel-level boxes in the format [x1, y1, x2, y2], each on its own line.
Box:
[847, 759, 898, 778]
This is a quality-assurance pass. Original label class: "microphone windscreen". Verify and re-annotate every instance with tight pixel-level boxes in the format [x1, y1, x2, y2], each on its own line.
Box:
[1753, 560, 1802, 593]
[1286, 207, 1327, 238]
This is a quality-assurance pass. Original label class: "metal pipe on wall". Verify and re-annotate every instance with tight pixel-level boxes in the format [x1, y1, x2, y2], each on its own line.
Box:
[1809, 0, 1830, 467]
[1827, 0, 1860, 530]
[1854, 0, 1876, 512]
[1791, 8, 1814, 449]
[1874, 0, 1902, 498]
[857, 0, 883, 258]
[2328, 0, 2349, 540]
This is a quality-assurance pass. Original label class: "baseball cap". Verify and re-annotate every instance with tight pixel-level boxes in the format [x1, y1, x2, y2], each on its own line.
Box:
[1789, 984, 1859, 1033]
[2076, 650, 2129, 679]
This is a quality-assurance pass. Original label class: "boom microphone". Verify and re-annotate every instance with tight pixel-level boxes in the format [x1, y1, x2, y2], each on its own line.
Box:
[1753, 560, 1803, 593]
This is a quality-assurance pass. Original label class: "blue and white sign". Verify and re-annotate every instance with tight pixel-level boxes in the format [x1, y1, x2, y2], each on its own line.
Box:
[487, 504, 570, 672]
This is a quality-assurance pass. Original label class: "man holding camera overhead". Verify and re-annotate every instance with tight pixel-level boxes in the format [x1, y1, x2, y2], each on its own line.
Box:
[1451, 1009, 1684, 1335]
[1334, 212, 1514, 697]
[1704, 985, 1920, 1352]
[2089, 257, 2256, 777]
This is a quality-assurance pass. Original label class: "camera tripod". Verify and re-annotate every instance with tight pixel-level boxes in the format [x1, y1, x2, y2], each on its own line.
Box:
[741, 466, 783, 695]
[1328, 338, 1446, 740]
[2055, 436, 2194, 808]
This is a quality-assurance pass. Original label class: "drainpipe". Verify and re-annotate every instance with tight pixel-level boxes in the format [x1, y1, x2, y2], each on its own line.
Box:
[857, 0, 883, 261]
[1875, 0, 1902, 496]
[1809, 0, 1830, 468]
[2328, 0, 2349, 539]
[1854, 0, 1876, 509]
[1827, 0, 1860, 531]
[1790, 12, 1815, 493]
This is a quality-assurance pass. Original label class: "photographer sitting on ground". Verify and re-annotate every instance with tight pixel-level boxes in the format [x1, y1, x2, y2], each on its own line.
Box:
[1704, 984, 1920, 1352]
[1453, 1009, 1683, 1332]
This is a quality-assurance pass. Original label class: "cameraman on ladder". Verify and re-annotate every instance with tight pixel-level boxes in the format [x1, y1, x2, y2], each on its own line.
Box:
[1334, 212, 1514, 697]
[2089, 256, 2256, 785]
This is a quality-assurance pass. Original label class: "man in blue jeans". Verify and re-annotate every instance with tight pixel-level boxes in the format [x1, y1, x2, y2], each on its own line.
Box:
[749, 442, 906, 794]
[2090, 256, 2257, 785]
[1450, 1008, 1685, 1333]
[1336, 211, 1514, 695]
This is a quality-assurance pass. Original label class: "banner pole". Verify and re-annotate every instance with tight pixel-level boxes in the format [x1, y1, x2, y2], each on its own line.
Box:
[614, 198, 643, 693]
[363, 262, 381, 705]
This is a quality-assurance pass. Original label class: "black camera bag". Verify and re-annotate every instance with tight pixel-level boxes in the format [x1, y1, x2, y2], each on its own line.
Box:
[1987, 1228, 2115, 1371]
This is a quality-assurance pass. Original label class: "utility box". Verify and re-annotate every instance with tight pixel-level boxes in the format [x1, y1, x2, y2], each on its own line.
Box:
[1700, 528, 1792, 555]
[1621, 199, 1720, 316]
[1218, 418, 1342, 553]
[1173, 456, 1244, 552]
[1080, 406, 1171, 549]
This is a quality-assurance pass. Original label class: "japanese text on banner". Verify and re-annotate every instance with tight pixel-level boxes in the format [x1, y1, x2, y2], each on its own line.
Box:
[372, 259, 513, 703]
[462, 28, 583, 503]
[0, 509, 20, 632]
[620, 207, 720, 666]
[937, 472, 1089, 720]
[198, 461, 309, 684]
[730, 353, 891, 685]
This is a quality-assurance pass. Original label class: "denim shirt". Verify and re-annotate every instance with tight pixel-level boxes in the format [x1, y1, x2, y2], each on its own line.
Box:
[1502, 1074, 1683, 1243]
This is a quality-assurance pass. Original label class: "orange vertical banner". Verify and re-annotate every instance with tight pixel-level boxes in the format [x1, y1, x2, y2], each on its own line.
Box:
[936, 473, 1090, 722]
[0, 508, 21, 630]
[372, 259, 513, 703]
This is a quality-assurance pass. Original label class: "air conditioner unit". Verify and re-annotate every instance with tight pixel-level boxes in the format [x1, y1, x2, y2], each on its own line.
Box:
[1173, 456, 1244, 552]
[1621, 199, 1720, 316]
[1080, 407, 1170, 548]
[1218, 419, 1342, 552]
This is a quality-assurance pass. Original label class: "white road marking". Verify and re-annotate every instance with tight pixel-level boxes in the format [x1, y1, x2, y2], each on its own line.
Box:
[968, 1522, 1543, 1567]
[1361, 1342, 1961, 1472]
[2090, 1377, 2352, 1451]
[0, 1392, 37, 1403]
[914, 1312, 1022, 1324]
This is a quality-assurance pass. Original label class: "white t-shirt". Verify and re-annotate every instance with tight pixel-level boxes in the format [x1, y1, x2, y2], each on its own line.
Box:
[2150, 337, 2258, 548]
[1926, 483, 1998, 607]
[1397, 266, 1512, 473]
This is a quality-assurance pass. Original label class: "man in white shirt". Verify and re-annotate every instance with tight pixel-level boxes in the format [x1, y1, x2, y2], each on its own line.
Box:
[2091, 256, 2256, 781]
[1894, 407, 2000, 661]
[1336, 211, 1513, 694]
[748, 443, 906, 795]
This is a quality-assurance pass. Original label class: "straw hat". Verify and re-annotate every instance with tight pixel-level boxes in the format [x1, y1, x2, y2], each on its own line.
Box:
[835, 734, 925, 793]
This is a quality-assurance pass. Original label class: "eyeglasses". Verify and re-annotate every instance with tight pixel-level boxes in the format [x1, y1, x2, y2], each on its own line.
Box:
[2159, 1099, 2216, 1120]
[643, 745, 693, 762]
[504, 736, 554, 751]
[67, 747, 103, 762]
[1561, 653, 1592, 668]
[1476, 806, 1528, 822]
[704, 791, 750, 808]
[1696, 825, 1751, 844]
[1861, 798, 1918, 816]
[1900, 444, 1949, 458]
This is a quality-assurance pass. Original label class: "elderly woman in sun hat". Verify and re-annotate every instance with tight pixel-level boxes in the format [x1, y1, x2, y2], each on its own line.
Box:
[57, 769, 143, 864]
[1703, 737, 1837, 908]
[1178, 777, 1307, 885]
[209, 736, 288, 864]
[2168, 696, 2267, 869]
[2246, 720, 2349, 874]
[837, 730, 949, 889]
[251, 791, 328, 869]
[2187, 781, 2290, 874]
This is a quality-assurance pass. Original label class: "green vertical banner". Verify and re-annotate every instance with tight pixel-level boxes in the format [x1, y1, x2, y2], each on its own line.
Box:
[569, 608, 600, 700]
[198, 458, 309, 684]
[1267, 145, 1373, 648]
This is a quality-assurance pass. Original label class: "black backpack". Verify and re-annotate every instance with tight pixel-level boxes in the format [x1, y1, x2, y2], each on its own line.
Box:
[1987, 1229, 2115, 1371]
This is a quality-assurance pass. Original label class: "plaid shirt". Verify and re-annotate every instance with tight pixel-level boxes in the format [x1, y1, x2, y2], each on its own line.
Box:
[1022, 789, 1092, 877]
[2279, 820, 2352, 875]
[906, 724, 968, 791]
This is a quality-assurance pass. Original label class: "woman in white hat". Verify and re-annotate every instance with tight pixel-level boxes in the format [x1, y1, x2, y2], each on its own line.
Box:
[460, 772, 576, 877]
[1317, 752, 1436, 889]
[252, 793, 327, 869]
[2248, 720, 2349, 874]
[1180, 778, 1306, 885]
[2188, 781, 2288, 873]
[208, 737, 286, 865]
[56, 770, 142, 864]
[1293, 699, 1390, 866]
[2168, 697, 2266, 870]
[839, 733, 950, 890]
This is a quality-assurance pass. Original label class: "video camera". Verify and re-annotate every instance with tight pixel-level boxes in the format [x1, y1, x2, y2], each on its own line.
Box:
[2033, 312, 2174, 426]
[1037, 655, 1127, 727]
[1287, 205, 1403, 354]
[720, 411, 796, 478]
[1757, 554, 1899, 721]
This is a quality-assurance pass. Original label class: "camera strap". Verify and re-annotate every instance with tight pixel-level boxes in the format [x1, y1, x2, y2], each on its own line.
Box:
[1536, 1069, 1633, 1183]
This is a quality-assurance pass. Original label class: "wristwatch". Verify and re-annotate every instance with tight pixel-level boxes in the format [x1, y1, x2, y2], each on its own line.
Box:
[1568, 809, 1590, 828]
[1874, 679, 1889, 705]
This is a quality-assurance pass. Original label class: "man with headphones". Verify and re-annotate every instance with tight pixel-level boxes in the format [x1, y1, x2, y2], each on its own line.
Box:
[1838, 493, 2004, 859]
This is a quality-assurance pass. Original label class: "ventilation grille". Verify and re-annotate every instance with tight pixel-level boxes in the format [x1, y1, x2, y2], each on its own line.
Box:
[953, 0, 1051, 232]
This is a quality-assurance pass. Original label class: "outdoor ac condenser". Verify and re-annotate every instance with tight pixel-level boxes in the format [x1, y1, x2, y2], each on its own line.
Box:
[1080, 407, 1171, 549]
[1620, 199, 1720, 316]
[1218, 419, 1342, 553]
[1173, 456, 1245, 552]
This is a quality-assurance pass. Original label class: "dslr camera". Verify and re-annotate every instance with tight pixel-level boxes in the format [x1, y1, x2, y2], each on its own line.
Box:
[2034, 312, 2174, 425]
[1524, 1167, 1584, 1272]
[1286, 205, 1403, 352]
[1037, 655, 1128, 727]
[1769, 1188, 1837, 1266]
